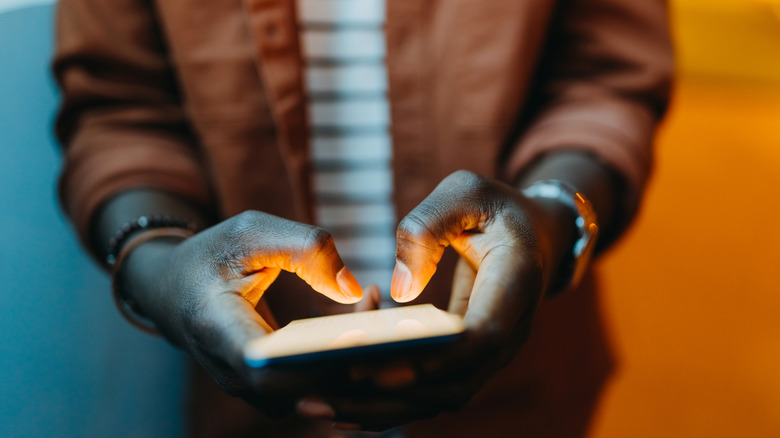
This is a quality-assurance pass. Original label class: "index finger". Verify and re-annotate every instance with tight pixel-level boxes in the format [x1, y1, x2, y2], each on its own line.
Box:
[218, 211, 364, 304]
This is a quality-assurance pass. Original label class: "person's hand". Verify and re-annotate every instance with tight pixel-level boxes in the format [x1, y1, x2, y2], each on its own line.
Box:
[116, 210, 366, 417]
[297, 170, 575, 430]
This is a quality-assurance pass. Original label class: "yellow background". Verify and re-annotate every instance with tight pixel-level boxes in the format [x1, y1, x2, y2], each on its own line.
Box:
[592, 0, 780, 436]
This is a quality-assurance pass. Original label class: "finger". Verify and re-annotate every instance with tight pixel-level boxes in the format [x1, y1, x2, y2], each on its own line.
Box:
[255, 296, 280, 331]
[372, 362, 416, 388]
[296, 397, 335, 420]
[392, 171, 498, 303]
[462, 245, 541, 349]
[406, 251, 538, 386]
[448, 257, 477, 316]
[290, 226, 364, 304]
[226, 267, 281, 306]
[223, 211, 363, 304]
[355, 284, 382, 312]
[380, 251, 535, 409]
[349, 359, 416, 388]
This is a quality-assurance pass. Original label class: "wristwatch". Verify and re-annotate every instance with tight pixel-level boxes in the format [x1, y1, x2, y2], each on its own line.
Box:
[522, 180, 599, 295]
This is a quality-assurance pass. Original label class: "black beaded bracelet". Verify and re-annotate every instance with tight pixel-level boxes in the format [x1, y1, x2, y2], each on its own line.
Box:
[105, 215, 201, 267]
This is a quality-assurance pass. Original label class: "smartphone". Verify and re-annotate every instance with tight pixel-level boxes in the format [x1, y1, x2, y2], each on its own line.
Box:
[244, 304, 466, 369]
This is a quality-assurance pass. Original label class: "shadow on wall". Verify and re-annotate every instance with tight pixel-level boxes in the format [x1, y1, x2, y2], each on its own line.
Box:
[0, 4, 187, 437]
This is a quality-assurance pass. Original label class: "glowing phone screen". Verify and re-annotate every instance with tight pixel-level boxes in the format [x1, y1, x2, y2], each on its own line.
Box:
[245, 304, 465, 368]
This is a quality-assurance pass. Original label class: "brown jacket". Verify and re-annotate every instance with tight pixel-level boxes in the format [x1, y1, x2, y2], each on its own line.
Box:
[54, 0, 672, 436]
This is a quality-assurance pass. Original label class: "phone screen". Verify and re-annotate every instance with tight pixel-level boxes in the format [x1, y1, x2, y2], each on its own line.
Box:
[244, 304, 465, 368]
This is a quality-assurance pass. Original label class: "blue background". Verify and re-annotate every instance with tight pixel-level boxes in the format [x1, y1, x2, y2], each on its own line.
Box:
[0, 3, 187, 437]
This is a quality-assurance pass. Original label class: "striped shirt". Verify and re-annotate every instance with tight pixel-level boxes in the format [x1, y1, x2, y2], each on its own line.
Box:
[297, 0, 396, 298]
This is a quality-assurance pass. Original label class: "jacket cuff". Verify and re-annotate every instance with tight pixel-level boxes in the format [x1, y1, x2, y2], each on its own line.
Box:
[504, 97, 657, 245]
[59, 132, 211, 252]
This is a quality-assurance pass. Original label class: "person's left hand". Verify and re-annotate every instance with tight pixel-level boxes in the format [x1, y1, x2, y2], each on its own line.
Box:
[296, 170, 576, 431]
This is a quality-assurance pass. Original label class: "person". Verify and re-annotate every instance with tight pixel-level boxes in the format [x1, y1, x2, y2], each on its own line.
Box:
[53, 0, 672, 436]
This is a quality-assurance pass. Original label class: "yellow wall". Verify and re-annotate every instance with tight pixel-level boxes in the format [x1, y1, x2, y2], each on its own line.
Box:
[590, 1, 780, 436]
[674, 0, 780, 82]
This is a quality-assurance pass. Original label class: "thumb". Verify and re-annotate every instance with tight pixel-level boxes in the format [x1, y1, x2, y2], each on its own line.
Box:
[391, 172, 491, 303]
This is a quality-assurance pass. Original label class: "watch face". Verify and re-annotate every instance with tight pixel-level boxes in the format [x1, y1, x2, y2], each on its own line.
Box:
[522, 180, 599, 292]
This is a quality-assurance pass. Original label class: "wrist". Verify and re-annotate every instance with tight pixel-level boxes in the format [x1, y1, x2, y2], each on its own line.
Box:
[521, 180, 599, 296]
[113, 231, 189, 335]
[523, 194, 578, 292]
[90, 189, 210, 266]
[105, 215, 200, 267]
[514, 151, 620, 246]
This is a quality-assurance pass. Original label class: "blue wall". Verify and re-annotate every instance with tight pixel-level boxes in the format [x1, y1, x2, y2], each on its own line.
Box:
[0, 5, 187, 437]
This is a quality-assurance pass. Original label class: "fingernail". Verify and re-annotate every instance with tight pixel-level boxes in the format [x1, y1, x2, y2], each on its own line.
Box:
[337, 267, 363, 303]
[391, 261, 413, 302]
[332, 422, 361, 431]
[296, 398, 335, 419]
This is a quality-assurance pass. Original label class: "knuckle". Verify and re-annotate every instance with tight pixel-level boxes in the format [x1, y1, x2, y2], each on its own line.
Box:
[216, 210, 272, 265]
[216, 210, 264, 251]
[299, 226, 337, 265]
[447, 169, 481, 185]
[440, 170, 502, 222]
[445, 170, 489, 194]
[227, 210, 263, 235]
[397, 212, 438, 245]
[304, 226, 335, 253]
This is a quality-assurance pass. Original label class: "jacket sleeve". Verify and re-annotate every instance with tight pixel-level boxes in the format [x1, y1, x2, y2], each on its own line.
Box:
[53, 0, 212, 249]
[504, 0, 673, 241]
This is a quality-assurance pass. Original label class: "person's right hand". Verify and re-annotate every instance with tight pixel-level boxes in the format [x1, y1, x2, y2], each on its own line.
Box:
[115, 210, 365, 417]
